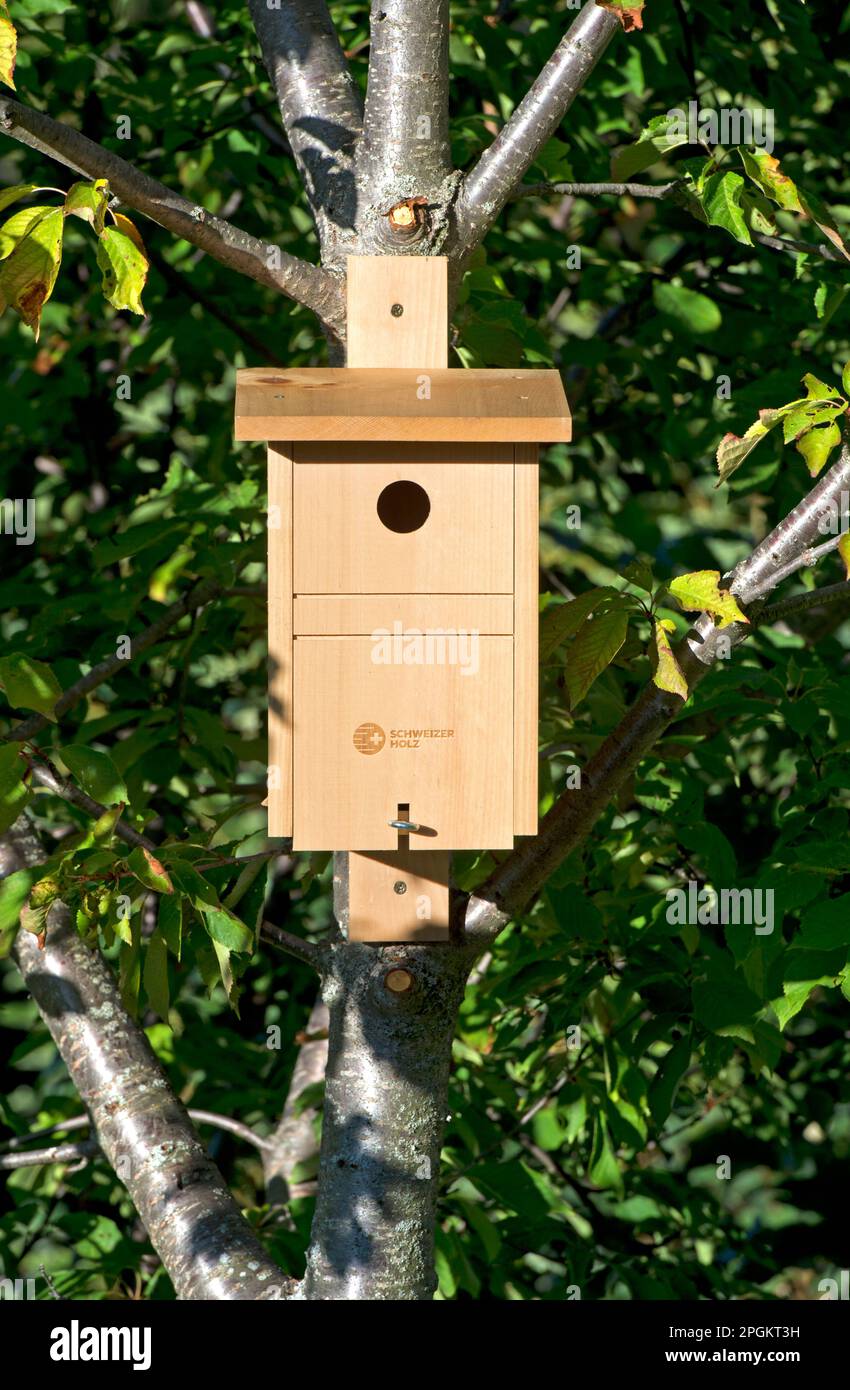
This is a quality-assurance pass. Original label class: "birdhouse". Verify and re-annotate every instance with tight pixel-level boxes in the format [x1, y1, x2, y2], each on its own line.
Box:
[234, 257, 571, 940]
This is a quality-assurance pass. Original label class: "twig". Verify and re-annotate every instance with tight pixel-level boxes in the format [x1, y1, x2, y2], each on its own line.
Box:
[512, 179, 681, 201]
[261, 920, 328, 972]
[756, 580, 850, 625]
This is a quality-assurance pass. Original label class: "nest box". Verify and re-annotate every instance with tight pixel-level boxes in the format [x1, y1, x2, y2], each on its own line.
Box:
[234, 256, 571, 940]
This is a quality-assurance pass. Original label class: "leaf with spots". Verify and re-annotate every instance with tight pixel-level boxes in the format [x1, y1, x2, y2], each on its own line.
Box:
[96, 218, 148, 315]
[0, 206, 64, 337]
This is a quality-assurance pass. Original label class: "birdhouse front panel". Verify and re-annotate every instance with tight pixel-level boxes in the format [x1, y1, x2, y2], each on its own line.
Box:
[234, 366, 571, 855]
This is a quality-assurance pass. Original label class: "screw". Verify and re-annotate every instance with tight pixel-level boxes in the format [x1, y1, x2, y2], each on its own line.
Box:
[393, 880, 407, 895]
[384, 967, 414, 994]
[390, 303, 404, 317]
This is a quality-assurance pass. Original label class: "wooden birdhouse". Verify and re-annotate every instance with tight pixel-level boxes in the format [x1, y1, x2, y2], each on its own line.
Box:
[234, 257, 571, 942]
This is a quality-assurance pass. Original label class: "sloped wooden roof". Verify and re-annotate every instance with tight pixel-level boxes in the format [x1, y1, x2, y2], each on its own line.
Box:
[234, 368, 571, 443]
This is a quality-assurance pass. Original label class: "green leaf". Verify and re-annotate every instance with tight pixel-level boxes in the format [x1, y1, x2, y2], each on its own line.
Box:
[0, 1, 16, 88]
[653, 281, 721, 334]
[96, 218, 148, 315]
[0, 205, 56, 261]
[167, 857, 219, 907]
[0, 205, 64, 337]
[652, 619, 689, 699]
[566, 608, 629, 709]
[64, 179, 109, 234]
[716, 406, 788, 485]
[540, 588, 614, 661]
[611, 112, 685, 181]
[0, 184, 40, 215]
[199, 903, 254, 955]
[648, 1034, 691, 1126]
[0, 743, 28, 835]
[0, 653, 62, 718]
[158, 895, 183, 960]
[61, 746, 128, 806]
[588, 1117, 622, 1193]
[793, 896, 850, 953]
[701, 170, 753, 245]
[143, 930, 170, 1022]
[668, 571, 749, 627]
[127, 846, 173, 894]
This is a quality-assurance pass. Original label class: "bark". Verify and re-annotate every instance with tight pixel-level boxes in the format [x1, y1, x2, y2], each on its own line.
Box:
[248, 0, 363, 267]
[464, 445, 850, 943]
[3, 817, 289, 1300]
[263, 996, 329, 1205]
[355, 0, 459, 255]
[299, 940, 476, 1300]
[452, 1, 621, 261]
[0, 97, 344, 332]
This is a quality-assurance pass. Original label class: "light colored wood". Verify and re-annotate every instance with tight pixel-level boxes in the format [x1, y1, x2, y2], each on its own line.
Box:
[234, 367, 572, 443]
[267, 444, 293, 838]
[348, 850, 451, 942]
[346, 255, 449, 369]
[293, 447, 514, 595]
[293, 636, 514, 850]
[294, 594, 513, 635]
[514, 445, 539, 835]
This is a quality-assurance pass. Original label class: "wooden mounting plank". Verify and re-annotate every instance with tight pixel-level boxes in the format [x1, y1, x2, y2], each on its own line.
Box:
[347, 255, 449, 369]
[267, 443, 293, 838]
[348, 849, 452, 943]
[514, 445, 539, 835]
[234, 367, 572, 443]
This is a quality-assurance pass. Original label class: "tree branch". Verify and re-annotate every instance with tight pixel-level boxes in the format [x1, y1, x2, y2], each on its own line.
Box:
[3, 816, 289, 1299]
[355, 0, 457, 254]
[247, 0, 362, 267]
[453, 1, 621, 260]
[464, 446, 850, 943]
[261, 920, 328, 973]
[0, 1109, 272, 1167]
[757, 580, 850, 626]
[512, 179, 681, 201]
[0, 96, 344, 331]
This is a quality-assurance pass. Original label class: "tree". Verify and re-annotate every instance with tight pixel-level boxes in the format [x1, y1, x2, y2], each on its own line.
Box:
[1, 0, 849, 1302]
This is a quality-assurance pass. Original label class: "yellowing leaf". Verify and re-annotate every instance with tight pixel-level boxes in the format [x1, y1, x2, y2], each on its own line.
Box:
[668, 571, 749, 628]
[652, 621, 689, 700]
[716, 406, 787, 485]
[0, 184, 40, 215]
[566, 609, 629, 709]
[0, 1, 17, 90]
[796, 419, 843, 477]
[741, 147, 850, 263]
[596, 0, 644, 31]
[0, 206, 64, 338]
[65, 179, 109, 234]
[96, 222, 148, 315]
[0, 205, 55, 261]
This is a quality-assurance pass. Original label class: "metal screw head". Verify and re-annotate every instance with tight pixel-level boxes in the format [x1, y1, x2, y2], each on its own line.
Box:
[390, 302, 404, 317]
[393, 880, 407, 895]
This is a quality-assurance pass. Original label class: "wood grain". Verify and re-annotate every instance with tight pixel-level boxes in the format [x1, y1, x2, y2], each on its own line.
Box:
[234, 367, 572, 443]
[346, 255, 449, 369]
[513, 444, 539, 835]
[348, 850, 451, 943]
[293, 447, 514, 595]
[267, 443, 293, 838]
[294, 594, 514, 635]
[292, 636, 515, 850]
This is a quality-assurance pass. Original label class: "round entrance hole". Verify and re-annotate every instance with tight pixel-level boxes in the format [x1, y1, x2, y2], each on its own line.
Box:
[376, 479, 431, 533]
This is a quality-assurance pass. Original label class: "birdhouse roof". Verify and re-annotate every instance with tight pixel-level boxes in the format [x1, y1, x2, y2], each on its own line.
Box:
[234, 368, 571, 443]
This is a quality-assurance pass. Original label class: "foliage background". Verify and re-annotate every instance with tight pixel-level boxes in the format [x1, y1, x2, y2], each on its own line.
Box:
[2, 0, 850, 1300]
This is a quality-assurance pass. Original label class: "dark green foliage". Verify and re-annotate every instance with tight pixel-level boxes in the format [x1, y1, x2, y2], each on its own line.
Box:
[2, 0, 850, 1300]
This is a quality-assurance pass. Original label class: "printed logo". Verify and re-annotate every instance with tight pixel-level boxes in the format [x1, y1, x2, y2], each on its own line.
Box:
[353, 722, 386, 755]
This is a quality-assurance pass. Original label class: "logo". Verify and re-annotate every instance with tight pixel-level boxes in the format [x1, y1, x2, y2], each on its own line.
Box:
[353, 722, 386, 755]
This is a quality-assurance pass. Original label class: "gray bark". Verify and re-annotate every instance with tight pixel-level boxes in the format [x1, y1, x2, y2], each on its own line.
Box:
[452, 1, 621, 261]
[264, 996, 329, 1204]
[354, 0, 459, 255]
[248, 0, 363, 267]
[300, 941, 476, 1300]
[3, 818, 289, 1300]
